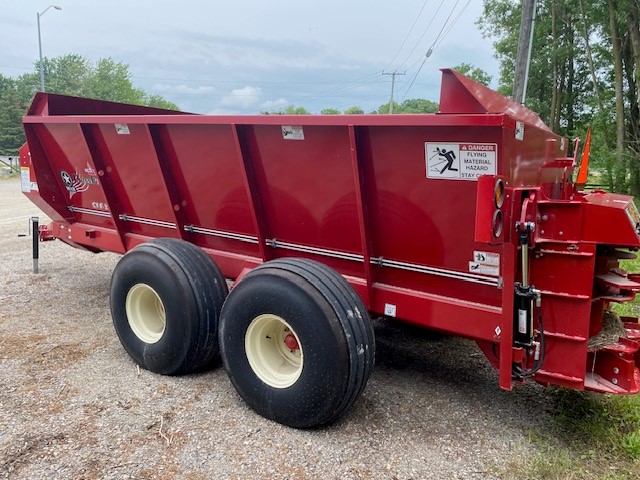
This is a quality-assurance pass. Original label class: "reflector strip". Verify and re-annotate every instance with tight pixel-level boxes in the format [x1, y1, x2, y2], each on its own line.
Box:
[371, 257, 501, 287]
[265, 239, 364, 262]
[118, 214, 176, 229]
[67, 206, 111, 218]
[184, 225, 259, 244]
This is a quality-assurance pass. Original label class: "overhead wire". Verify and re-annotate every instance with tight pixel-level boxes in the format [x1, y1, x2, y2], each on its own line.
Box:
[261, 72, 385, 112]
[426, 0, 462, 53]
[395, 0, 446, 71]
[432, 0, 472, 51]
[382, 0, 430, 72]
[399, 0, 471, 102]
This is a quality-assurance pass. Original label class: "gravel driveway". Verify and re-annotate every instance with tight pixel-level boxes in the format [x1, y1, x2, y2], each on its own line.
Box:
[0, 177, 553, 479]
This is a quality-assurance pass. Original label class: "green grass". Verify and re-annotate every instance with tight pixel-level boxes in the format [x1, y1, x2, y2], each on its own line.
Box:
[503, 255, 640, 479]
[0, 171, 19, 179]
[613, 255, 640, 318]
[504, 390, 640, 479]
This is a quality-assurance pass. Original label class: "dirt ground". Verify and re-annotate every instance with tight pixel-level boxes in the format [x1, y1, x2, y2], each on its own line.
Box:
[0, 177, 557, 479]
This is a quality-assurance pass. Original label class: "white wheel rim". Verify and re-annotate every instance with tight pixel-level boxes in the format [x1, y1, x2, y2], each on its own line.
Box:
[125, 283, 166, 344]
[245, 314, 303, 389]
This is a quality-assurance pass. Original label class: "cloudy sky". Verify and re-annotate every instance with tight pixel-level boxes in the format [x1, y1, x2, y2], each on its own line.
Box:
[2, 1, 499, 114]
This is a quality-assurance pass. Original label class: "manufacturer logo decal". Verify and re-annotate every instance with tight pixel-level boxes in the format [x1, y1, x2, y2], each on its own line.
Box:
[60, 170, 99, 199]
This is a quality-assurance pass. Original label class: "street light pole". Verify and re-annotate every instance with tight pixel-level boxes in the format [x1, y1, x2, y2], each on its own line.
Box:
[37, 5, 62, 92]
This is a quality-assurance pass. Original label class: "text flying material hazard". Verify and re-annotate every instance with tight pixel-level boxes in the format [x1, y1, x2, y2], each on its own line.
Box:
[425, 142, 498, 180]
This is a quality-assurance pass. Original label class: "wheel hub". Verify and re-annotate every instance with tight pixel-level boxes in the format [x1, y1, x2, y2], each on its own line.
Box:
[125, 283, 166, 344]
[245, 314, 303, 388]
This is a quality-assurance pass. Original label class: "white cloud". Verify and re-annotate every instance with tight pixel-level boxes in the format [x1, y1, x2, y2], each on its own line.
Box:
[260, 98, 288, 110]
[152, 83, 216, 94]
[219, 85, 263, 108]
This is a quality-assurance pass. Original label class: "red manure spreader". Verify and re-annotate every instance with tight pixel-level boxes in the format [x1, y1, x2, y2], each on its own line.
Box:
[20, 69, 640, 427]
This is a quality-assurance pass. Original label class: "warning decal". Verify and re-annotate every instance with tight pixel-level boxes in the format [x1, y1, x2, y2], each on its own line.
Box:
[425, 142, 497, 180]
[469, 250, 501, 277]
[20, 167, 38, 193]
[282, 126, 304, 140]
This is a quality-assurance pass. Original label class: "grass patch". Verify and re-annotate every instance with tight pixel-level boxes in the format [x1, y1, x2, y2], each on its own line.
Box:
[504, 390, 640, 479]
[0, 170, 20, 179]
[612, 254, 640, 318]
[505, 254, 640, 479]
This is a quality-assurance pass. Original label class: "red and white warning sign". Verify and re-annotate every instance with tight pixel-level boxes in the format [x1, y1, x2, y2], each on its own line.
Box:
[469, 250, 501, 277]
[425, 142, 497, 180]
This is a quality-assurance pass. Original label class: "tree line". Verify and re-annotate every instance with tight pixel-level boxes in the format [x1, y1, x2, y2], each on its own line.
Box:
[0, 54, 178, 156]
[480, 0, 640, 195]
[263, 98, 440, 116]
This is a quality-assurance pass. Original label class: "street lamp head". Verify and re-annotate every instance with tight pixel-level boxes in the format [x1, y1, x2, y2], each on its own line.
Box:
[53, 5, 62, 10]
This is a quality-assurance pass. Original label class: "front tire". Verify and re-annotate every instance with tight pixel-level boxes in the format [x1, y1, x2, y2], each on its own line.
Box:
[110, 238, 228, 375]
[219, 258, 375, 428]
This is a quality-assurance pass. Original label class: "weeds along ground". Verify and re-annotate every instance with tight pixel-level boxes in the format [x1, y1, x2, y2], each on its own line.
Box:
[510, 254, 640, 480]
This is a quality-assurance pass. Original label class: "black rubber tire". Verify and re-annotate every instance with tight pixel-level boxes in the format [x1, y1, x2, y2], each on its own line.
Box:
[219, 258, 375, 428]
[110, 238, 228, 375]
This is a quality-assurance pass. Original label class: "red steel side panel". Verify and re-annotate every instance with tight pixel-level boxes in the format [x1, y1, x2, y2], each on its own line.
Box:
[245, 124, 364, 278]
[161, 124, 261, 258]
[92, 123, 180, 240]
[362, 125, 503, 309]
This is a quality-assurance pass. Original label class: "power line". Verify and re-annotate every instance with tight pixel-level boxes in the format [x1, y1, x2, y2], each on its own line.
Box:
[261, 73, 384, 112]
[383, 0, 430, 71]
[431, 0, 471, 51]
[400, 57, 428, 103]
[427, 0, 462, 51]
[399, 0, 471, 102]
[395, 0, 446, 71]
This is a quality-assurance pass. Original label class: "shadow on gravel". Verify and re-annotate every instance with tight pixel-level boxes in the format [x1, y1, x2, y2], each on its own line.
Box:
[368, 316, 554, 427]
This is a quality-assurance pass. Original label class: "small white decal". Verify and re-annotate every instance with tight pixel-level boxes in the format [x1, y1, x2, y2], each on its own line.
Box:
[518, 309, 528, 334]
[21, 167, 39, 193]
[115, 124, 130, 135]
[425, 142, 497, 181]
[384, 303, 397, 317]
[91, 202, 110, 211]
[281, 125, 304, 140]
[473, 251, 500, 267]
[515, 121, 524, 141]
[469, 262, 500, 277]
[21, 167, 31, 192]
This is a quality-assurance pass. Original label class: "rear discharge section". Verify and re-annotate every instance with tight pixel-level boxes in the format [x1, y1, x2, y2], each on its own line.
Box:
[586, 247, 640, 393]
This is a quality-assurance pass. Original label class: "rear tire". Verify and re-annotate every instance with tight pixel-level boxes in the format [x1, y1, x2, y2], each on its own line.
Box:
[110, 238, 228, 375]
[219, 258, 374, 428]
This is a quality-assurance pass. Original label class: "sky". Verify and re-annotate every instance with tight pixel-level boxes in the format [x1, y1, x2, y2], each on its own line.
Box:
[1, 1, 500, 114]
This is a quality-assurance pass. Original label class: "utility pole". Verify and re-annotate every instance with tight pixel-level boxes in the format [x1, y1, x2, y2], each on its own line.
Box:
[382, 71, 405, 113]
[513, 0, 537, 104]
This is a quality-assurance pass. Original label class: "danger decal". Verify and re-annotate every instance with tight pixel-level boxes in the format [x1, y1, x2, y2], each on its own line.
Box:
[425, 142, 497, 180]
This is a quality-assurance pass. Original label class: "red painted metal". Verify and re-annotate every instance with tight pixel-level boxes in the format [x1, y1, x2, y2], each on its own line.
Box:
[284, 334, 300, 351]
[21, 69, 640, 395]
